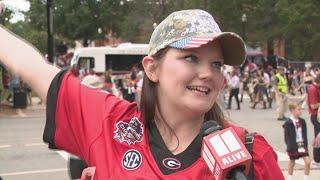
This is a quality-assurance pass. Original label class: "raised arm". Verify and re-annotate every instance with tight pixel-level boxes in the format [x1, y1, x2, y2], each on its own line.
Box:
[0, 24, 60, 101]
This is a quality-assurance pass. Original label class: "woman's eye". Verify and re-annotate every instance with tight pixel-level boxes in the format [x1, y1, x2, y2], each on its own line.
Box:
[212, 61, 222, 70]
[184, 55, 197, 62]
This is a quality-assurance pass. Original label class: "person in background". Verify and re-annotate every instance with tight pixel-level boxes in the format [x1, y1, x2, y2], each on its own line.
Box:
[219, 65, 229, 108]
[283, 103, 311, 180]
[307, 74, 320, 166]
[251, 73, 267, 109]
[103, 69, 114, 93]
[135, 71, 144, 103]
[119, 74, 136, 102]
[275, 67, 289, 121]
[240, 72, 252, 102]
[304, 69, 313, 93]
[268, 70, 277, 108]
[130, 65, 139, 81]
[1, 66, 10, 100]
[227, 70, 240, 110]
[6, 73, 20, 103]
[0, 8, 284, 179]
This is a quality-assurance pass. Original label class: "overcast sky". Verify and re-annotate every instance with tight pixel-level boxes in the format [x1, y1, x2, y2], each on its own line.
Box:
[2, 0, 30, 23]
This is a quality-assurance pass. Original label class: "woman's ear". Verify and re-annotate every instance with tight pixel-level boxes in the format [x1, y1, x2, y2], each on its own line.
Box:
[142, 56, 159, 83]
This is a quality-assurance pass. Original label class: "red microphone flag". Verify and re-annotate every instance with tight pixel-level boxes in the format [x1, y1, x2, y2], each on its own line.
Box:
[202, 127, 252, 180]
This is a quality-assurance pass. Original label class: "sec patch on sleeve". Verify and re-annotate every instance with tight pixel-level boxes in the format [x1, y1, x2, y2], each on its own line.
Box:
[122, 149, 142, 170]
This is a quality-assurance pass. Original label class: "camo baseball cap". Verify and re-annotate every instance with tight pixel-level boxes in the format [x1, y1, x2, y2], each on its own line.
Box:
[148, 9, 246, 66]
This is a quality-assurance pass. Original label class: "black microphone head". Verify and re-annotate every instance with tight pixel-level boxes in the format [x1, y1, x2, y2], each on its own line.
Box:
[201, 120, 222, 137]
[200, 120, 217, 132]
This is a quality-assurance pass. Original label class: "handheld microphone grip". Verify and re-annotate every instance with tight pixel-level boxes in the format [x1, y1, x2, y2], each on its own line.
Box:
[228, 167, 247, 180]
[201, 121, 251, 180]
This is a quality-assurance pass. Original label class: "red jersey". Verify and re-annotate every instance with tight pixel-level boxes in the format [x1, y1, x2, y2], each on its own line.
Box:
[44, 71, 284, 180]
[307, 83, 320, 115]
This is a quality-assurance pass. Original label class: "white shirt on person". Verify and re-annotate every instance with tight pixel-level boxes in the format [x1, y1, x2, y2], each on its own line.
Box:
[229, 75, 240, 89]
[263, 72, 270, 84]
[290, 116, 303, 143]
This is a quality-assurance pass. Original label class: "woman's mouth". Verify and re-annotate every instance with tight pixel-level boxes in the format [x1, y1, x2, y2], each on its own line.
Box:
[186, 85, 211, 95]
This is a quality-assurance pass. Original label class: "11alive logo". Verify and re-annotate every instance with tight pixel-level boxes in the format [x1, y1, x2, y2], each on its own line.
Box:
[202, 128, 252, 180]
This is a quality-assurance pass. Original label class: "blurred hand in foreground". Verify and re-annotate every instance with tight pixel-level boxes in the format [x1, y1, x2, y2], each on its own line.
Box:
[0, 1, 4, 14]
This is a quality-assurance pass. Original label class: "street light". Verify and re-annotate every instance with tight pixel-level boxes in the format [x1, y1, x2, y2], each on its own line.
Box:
[241, 13, 247, 42]
[153, 23, 157, 29]
[98, 28, 102, 34]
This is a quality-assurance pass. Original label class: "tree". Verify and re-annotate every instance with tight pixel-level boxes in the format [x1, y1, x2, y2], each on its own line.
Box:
[275, 0, 320, 61]
[4, 0, 319, 61]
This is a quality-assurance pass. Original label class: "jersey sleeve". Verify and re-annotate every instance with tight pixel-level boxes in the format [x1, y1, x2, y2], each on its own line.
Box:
[252, 134, 284, 180]
[43, 70, 135, 160]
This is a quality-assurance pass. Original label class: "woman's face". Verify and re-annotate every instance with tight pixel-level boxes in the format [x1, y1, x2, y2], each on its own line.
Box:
[154, 40, 224, 114]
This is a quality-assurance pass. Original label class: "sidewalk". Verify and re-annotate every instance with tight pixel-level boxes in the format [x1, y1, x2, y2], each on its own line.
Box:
[0, 97, 45, 118]
[282, 169, 320, 180]
[280, 162, 320, 179]
[278, 152, 320, 179]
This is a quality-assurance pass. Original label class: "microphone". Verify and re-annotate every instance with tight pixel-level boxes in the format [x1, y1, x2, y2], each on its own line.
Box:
[201, 121, 251, 180]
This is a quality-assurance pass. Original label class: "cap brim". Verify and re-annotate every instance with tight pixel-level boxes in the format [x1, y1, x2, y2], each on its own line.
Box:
[169, 32, 246, 66]
[217, 32, 246, 66]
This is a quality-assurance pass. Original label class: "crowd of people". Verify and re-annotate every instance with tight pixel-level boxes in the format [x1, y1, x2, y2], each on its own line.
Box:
[0, 66, 33, 106]
[75, 65, 144, 104]
[221, 64, 319, 119]
[219, 64, 320, 180]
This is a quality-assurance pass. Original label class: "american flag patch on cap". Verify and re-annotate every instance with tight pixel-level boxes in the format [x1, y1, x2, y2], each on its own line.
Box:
[169, 36, 215, 49]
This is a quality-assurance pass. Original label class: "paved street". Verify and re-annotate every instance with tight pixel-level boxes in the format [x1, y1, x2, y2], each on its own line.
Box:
[0, 117, 68, 180]
[0, 97, 319, 179]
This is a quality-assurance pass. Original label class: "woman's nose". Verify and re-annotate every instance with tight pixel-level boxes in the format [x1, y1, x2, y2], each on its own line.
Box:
[197, 62, 224, 89]
[197, 63, 214, 81]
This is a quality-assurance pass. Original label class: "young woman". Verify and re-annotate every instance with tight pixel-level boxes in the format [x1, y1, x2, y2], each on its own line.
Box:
[0, 8, 284, 179]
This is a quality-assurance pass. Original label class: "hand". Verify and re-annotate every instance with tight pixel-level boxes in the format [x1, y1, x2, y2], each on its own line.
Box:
[0, 1, 4, 14]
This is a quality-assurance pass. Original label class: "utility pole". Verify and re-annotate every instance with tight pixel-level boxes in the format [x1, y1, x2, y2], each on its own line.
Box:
[46, 0, 54, 63]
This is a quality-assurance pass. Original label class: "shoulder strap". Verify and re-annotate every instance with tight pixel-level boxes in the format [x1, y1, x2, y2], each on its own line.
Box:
[224, 121, 255, 179]
[245, 133, 255, 180]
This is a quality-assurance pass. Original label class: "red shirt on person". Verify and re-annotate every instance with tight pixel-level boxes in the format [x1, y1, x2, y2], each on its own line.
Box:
[307, 83, 320, 115]
[44, 71, 284, 180]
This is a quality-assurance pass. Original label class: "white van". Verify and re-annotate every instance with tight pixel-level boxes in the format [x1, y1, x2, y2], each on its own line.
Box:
[70, 43, 148, 75]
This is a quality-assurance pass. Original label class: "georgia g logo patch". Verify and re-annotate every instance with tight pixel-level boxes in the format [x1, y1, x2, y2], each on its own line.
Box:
[122, 149, 142, 170]
[162, 158, 181, 170]
[114, 117, 144, 145]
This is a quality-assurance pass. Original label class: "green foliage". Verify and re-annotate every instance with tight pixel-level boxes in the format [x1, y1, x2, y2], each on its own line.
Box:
[275, 0, 320, 61]
[1, 0, 319, 61]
